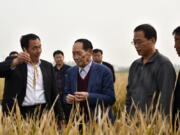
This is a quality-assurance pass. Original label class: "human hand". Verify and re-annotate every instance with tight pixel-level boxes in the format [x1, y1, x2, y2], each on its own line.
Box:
[74, 91, 89, 102]
[66, 94, 75, 104]
[11, 51, 31, 67]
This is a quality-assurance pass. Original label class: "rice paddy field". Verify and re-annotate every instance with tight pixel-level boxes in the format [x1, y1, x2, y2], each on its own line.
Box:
[0, 73, 180, 135]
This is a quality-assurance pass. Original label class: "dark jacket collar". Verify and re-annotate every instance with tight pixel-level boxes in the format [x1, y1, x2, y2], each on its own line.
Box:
[137, 50, 160, 64]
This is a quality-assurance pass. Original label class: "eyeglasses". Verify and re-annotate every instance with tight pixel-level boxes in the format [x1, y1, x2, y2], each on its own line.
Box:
[131, 40, 147, 45]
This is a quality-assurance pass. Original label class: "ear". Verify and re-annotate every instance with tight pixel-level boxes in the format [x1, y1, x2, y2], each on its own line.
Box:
[23, 48, 28, 53]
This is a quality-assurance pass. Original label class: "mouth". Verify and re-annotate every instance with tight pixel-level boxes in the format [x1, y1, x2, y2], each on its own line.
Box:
[136, 49, 141, 53]
[74, 60, 81, 64]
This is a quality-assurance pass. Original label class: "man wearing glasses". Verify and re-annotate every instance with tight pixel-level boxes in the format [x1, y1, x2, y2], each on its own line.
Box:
[126, 24, 176, 117]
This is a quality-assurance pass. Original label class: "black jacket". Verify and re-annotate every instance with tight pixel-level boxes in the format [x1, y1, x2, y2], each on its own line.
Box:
[173, 71, 180, 120]
[102, 61, 116, 83]
[0, 57, 62, 119]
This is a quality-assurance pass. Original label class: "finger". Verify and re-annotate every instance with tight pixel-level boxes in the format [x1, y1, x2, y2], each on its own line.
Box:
[67, 95, 75, 102]
[68, 94, 75, 98]
[67, 96, 74, 101]
[74, 92, 83, 96]
[66, 98, 73, 104]
[23, 53, 31, 62]
[75, 94, 81, 98]
[75, 97, 84, 102]
[18, 52, 31, 63]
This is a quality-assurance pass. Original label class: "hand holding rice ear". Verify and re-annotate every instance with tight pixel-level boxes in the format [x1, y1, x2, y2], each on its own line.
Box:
[74, 91, 89, 101]
[66, 94, 75, 104]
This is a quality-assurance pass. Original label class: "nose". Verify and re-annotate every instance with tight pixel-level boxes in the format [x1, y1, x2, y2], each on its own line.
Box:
[37, 47, 42, 53]
[134, 44, 139, 49]
[73, 54, 79, 61]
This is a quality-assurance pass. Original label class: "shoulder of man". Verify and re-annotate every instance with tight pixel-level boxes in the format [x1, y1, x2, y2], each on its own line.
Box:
[64, 64, 71, 69]
[66, 65, 78, 73]
[131, 58, 141, 66]
[92, 62, 112, 74]
[156, 52, 173, 64]
[40, 59, 53, 68]
[102, 61, 113, 67]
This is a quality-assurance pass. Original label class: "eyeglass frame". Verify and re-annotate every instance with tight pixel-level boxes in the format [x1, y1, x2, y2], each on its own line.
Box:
[131, 39, 148, 46]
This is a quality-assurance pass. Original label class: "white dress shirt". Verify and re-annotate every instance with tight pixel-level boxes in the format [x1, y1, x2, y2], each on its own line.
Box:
[22, 61, 46, 106]
[79, 61, 92, 79]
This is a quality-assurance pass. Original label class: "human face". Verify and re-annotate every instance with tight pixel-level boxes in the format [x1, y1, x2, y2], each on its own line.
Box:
[174, 34, 180, 56]
[92, 52, 102, 63]
[54, 54, 64, 66]
[72, 42, 92, 67]
[26, 39, 42, 63]
[133, 31, 155, 58]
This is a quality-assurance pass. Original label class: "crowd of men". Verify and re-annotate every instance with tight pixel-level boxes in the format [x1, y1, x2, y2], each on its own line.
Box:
[0, 24, 180, 128]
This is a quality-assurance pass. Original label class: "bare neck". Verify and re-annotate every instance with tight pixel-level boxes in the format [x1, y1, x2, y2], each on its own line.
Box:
[143, 49, 156, 64]
[56, 63, 63, 70]
[31, 59, 39, 65]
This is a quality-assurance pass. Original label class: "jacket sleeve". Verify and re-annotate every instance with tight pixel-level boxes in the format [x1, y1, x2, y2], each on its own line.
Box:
[0, 57, 14, 77]
[87, 68, 116, 107]
[157, 61, 176, 116]
[63, 70, 73, 103]
[125, 62, 135, 115]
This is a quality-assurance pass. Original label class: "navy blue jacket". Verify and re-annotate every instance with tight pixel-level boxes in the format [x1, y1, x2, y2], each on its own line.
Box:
[64, 62, 116, 121]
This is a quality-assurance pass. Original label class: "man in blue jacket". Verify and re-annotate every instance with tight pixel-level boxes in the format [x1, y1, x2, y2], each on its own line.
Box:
[64, 39, 116, 122]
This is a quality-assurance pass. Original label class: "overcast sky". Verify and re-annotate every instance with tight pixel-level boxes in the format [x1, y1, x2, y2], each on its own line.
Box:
[0, 0, 180, 67]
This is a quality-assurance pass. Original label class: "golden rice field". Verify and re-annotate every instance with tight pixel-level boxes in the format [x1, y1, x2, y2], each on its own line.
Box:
[0, 73, 180, 135]
[0, 78, 4, 100]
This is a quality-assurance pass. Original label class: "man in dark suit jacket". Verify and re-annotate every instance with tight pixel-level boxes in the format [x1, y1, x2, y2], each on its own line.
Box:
[173, 26, 180, 126]
[0, 34, 62, 120]
[92, 49, 116, 83]
[53, 50, 71, 122]
[64, 39, 116, 122]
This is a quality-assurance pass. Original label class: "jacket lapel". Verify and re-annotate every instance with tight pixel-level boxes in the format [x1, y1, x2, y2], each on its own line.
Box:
[21, 63, 27, 91]
[18, 63, 27, 104]
[39, 61, 48, 92]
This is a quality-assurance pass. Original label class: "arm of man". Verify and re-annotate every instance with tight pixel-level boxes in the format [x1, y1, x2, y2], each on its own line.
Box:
[125, 62, 135, 115]
[157, 61, 176, 115]
[11, 52, 31, 68]
[0, 52, 30, 77]
[64, 70, 75, 104]
[0, 57, 14, 77]
[108, 63, 116, 83]
[126, 85, 132, 115]
[87, 69, 116, 107]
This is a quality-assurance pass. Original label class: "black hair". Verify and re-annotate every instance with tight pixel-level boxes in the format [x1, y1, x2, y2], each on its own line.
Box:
[20, 33, 40, 50]
[134, 24, 157, 42]
[172, 26, 180, 36]
[74, 39, 93, 51]
[93, 49, 103, 54]
[53, 50, 64, 57]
